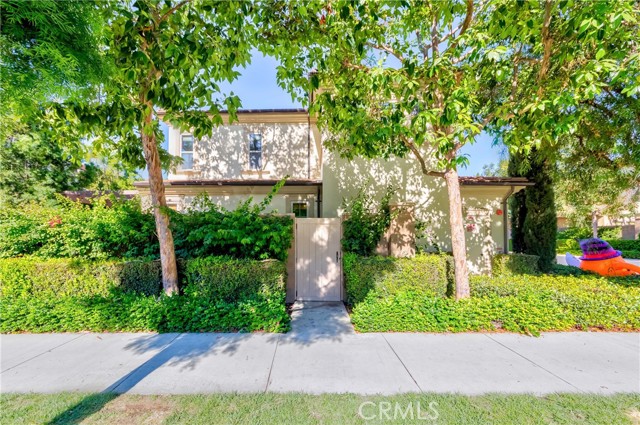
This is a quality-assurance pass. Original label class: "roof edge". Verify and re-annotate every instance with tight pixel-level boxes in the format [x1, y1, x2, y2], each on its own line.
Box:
[134, 179, 322, 187]
[156, 108, 308, 116]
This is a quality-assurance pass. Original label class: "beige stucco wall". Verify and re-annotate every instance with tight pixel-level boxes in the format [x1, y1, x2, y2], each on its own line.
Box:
[322, 150, 515, 274]
[167, 122, 320, 181]
[137, 185, 319, 217]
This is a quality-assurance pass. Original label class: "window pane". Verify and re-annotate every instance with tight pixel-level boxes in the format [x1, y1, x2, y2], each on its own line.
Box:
[181, 153, 193, 169]
[249, 152, 262, 170]
[181, 135, 193, 152]
[249, 134, 262, 151]
[292, 202, 308, 218]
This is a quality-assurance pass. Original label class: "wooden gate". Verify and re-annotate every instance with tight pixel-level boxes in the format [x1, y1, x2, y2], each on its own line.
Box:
[295, 218, 342, 301]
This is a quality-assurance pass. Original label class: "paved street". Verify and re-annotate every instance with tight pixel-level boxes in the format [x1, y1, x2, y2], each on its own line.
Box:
[2, 330, 638, 395]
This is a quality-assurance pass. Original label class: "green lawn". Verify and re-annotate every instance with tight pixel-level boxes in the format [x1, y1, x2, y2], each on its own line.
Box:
[1, 393, 639, 424]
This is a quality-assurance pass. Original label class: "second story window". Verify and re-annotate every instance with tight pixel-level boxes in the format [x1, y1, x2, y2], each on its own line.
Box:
[248, 133, 262, 170]
[180, 135, 194, 170]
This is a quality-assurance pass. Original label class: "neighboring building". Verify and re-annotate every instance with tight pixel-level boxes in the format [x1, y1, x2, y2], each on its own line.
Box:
[557, 195, 640, 240]
[134, 109, 532, 274]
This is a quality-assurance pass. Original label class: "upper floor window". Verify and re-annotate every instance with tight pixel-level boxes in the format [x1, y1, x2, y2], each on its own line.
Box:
[248, 133, 262, 170]
[180, 135, 194, 170]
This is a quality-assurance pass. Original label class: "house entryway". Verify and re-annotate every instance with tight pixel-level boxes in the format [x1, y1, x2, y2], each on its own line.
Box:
[294, 218, 342, 301]
[288, 301, 355, 338]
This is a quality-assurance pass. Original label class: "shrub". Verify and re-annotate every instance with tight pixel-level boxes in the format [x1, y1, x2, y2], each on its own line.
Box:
[0, 192, 293, 262]
[344, 255, 640, 335]
[491, 254, 540, 276]
[621, 250, 640, 259]
[557, 226, 621, 240]
[557, 239, 640, 258]
[350, 273, 640, 335]
[343, 253, 453, 304]
[0, 256, 289, 333]
[170, 193, 293, 261]
[0, 196, 158, 260]
[183, 257, 286, 302]
[350, 290, 575, 334]
[0, 258, 162, 298]
[607, 239, 640, 252]
[341, 186, 393, 256]
[556, 238, 580, 253]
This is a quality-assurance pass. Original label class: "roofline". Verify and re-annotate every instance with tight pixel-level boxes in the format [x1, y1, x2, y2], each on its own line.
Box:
[459, 177, 534, 187]
[134, 176, 532, 188]
[134, 179, 322, 188]
[156, 108, 308, 117]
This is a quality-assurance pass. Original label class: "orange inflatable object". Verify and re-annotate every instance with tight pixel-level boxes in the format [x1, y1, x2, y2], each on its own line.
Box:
[580, 256, 640, 277]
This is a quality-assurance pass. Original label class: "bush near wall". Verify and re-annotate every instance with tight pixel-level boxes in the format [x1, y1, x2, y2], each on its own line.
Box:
[0, 195, 294, 262]
[0, 257, 288, 333]
[343, 253, 453, 304]
[491, 253, 540, 276]
[345, 254, 640, 335]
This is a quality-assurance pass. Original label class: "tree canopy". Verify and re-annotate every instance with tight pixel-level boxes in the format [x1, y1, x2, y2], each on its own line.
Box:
[261, 0, 639, 295]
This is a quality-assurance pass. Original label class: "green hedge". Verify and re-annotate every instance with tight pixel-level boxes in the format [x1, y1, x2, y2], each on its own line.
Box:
[182, 257, 285, 302]
[620, 250, 640, 259]
[0, 258, 162, 298]
[491, 254, 540, 276]
[557, 226, 621, 240]
[608, 239, 640, 252]
[557, 239, 640, 257]
[343, 253, 453, 304]
[0, 257, 288, 333]
[557, 238, 580, 253]
[345, 254, 640, 335]
[0, 195, 293, 262]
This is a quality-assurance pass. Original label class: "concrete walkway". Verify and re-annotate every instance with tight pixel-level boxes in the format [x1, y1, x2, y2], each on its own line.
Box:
[2, 330, 638, 395]
[288, 301, 355, 340]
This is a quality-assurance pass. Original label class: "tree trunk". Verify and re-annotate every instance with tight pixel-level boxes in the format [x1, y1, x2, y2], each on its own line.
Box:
[443, 167, 470, 299]
[591, 209, 599, 239]
[141, 108, 179, 295]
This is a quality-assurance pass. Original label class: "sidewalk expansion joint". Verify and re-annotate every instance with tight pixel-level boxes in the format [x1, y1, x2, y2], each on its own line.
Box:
[483, 334, 585, 393]
[382, 334, 424, 393]
[1, 333, 87, 374]
[264, 334, 281, 393]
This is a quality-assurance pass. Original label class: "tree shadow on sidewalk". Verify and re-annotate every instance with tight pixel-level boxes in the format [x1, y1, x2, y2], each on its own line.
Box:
[44, 332, 253, 425]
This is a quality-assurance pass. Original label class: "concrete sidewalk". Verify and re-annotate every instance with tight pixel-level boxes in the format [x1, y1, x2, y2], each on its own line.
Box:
[2, 331, 638, 395]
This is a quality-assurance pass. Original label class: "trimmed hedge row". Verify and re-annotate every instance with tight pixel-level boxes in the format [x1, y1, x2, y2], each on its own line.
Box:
[345, 254, 640, 335]
[0, 258, 162, 298]
[343, 252, 453, 304]
[608, 239, 640, 251]
[557, 239, 640, 258]
[491, 253, 539, 276]
[0, 257, 289, 333]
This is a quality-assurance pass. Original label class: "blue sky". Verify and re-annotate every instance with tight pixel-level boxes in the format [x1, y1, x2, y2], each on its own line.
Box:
[163, 51, 503, 177]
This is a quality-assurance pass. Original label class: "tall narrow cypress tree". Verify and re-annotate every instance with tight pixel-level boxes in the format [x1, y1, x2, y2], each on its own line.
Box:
[523, 150, 557, 272]
[508, 154, 527, 253]
[509, 150, 557, 272]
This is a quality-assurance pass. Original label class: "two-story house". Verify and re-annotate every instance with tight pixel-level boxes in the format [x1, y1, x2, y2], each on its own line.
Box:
[134, 108, 532, 278]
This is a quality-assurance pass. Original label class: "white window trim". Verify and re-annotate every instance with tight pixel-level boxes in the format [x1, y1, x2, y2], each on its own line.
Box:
[180, 134, 194, 171]
[248, 133, 263, 171]
[291, 200, 309, 218]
